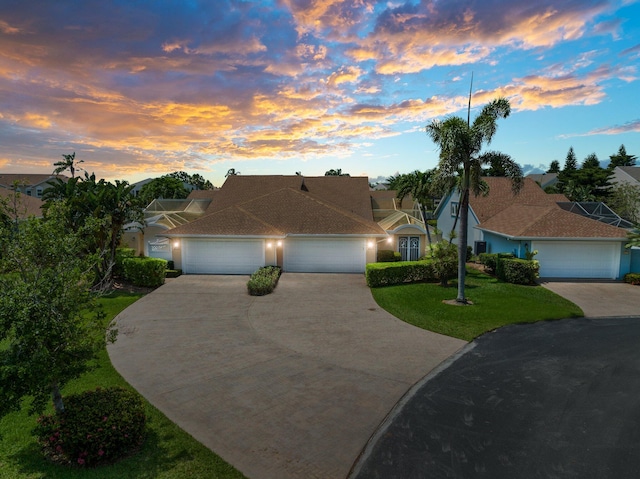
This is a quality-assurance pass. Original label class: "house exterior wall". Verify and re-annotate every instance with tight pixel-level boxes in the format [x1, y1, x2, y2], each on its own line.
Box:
[481, 232, 523, 256]
[630, 248, 640, 273]
[436, 192, 481, 246]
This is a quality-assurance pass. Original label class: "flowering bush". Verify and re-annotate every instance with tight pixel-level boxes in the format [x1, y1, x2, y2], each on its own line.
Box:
[35, 386, 146, 467]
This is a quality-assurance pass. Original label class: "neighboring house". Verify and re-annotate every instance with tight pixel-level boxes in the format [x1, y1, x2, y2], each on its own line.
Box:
[610, 166, 640, 187]
[162, 175, 387, 274]
[121, 189, 218, 259]
[610, 166, 640, 221]
[527, 172, 559, 190]
[0, 188, 43, 220]
[435, 177, 633, 279]
[370, 190, 431, 261]
[130, 177, 199, 199]
[0, 173, 67, 198]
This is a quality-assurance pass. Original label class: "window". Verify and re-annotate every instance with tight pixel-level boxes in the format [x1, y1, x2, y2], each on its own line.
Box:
[450, 202, 459, 217]
[36, 188, 43, 197]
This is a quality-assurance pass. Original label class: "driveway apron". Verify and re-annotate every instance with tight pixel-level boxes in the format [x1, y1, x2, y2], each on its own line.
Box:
[540, 281, 640, 317]
[108, 273, 465, 479]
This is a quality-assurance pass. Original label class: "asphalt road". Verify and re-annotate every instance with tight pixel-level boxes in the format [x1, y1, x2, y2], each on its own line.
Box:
[351, 316, 640, 479]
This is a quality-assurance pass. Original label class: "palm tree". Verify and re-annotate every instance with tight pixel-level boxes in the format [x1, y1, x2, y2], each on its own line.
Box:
[53, 152, 84, 178]
[393, 169, 437, 243]
[425, 97, 523, 303]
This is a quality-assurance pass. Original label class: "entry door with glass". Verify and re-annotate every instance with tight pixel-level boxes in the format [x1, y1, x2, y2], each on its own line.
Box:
[399, 236, 420, 261]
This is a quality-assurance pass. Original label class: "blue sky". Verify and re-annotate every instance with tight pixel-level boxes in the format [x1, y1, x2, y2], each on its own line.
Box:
[0, 0, 638, 186]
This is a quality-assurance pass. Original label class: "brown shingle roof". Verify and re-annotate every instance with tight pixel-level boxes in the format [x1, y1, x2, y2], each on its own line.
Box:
[370, 190, 415, 210]
[0, 189, 43, 219]
[165, 176, 385, 237]
[473, 177, 627, 239]
[0, 173, 67, 188]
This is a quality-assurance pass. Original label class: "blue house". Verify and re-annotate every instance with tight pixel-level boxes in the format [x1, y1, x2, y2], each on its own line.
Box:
[435, 177, 635, 280]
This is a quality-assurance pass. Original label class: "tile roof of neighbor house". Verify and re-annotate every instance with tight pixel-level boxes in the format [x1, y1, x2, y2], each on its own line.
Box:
[472, 177, 628, 239]
[618, 166, 640, 182]
[165, 175, 386, 237]
[0, 173, 67, 188]
[0, 189, 43, 218]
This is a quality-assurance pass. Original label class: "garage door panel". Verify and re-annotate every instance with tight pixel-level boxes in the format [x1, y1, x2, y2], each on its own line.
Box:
[532, 241, 619, 279]
[285, 239, 365, 273]
[183, 239, 264, 274]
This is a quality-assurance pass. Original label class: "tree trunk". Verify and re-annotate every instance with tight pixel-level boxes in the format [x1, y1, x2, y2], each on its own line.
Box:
[51, 381, 65, 414]
[457, 171, 470, 303]
[420, 205, 432, 245]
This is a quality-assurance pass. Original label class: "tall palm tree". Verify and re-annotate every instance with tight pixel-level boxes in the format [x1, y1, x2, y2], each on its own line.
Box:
[426, 97, 523, 303]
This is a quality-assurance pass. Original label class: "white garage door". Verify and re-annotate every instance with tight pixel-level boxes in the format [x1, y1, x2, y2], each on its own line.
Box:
[284, 238, 366, 273]
[532, 241, 620, 279]
[183, 239, 264, 274]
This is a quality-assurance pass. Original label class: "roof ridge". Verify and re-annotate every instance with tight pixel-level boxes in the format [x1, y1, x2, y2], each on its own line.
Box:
[234, 204, 285, 235]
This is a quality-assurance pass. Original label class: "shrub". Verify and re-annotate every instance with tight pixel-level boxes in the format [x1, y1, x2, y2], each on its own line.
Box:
[624, 273, 640, 285]
[376, 249, 396, 263]
[35, 387, 146, 467]
[494, 253, 516, 279]
[247, 266, 282, 296]
[122, 257, 167, 287]
[466, 245, 473, 263]
[478, 253, 497, 273]
[165, 269, 182, 278]
[114, 247, 136, 278]
[430, 241, 458, 287]
[500, 258, 539, 285]
[365, 260, 437, 287]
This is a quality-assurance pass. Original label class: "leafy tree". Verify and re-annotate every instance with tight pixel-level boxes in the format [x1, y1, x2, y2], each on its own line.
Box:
[563, 180, 596, 202]
[608, 144, 637, 170]
[52, 152, 84, 178]
[138, 176, 190, 206]
[0, 203, 110, 417]
[43, 173, 142, 290]
[325, 168, 350, 176]
[425, 97, 522, 303]
[608, 183, 640, 223]
[167, 171, 215, 190]
[430, 240, 458, 287]
[547, 160, 561, 173]
[572, 153, 611, 200]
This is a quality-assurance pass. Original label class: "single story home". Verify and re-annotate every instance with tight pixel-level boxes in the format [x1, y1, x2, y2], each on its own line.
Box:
[0, 173, 67, 198]
[436, 177, 635, 280]
[160, 175, 388, 274]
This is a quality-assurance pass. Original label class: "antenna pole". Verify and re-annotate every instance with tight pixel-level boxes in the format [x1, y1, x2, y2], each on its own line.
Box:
[467, 72, 473, 126]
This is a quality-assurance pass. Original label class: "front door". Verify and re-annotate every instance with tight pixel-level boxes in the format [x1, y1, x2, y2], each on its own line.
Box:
[399, 236, 420, 261]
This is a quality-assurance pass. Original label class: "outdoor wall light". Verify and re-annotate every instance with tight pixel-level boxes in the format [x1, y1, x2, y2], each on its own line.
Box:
[266, 242, 273, 248]
[367, 241, 374, 249]
[172, 240, 180, 249]
[277, 240, 283, 247]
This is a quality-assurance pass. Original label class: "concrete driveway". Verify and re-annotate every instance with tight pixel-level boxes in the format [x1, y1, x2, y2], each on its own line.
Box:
[540, 281, 640, 317]
[108, 273, 465, 479]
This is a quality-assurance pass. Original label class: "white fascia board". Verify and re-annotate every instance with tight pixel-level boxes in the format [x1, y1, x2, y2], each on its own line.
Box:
[476, 227, 627, 242]
[285, 233, 388, 238]
[161, 233, 286, 239]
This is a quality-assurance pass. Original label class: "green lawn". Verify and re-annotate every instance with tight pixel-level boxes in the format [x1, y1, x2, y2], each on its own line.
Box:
[0, 292, 246, 479]
[371, 268, 584, 341]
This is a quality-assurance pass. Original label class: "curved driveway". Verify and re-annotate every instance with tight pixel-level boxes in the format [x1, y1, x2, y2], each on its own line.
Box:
[108, 274, 465, 479]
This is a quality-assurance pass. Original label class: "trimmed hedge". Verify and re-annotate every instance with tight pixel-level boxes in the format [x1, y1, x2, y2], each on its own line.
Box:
[479, 253, 538, 285]
[365, 260, 437, 287]
[122, 257, 167, 287]
[377, 249, 401, 262]
[165, 269, 182, 278]
[624, 273, 640, 285]
[114, 247, 136, 278]
[35, 387, 146, 467]
[247, 266, 282, 296]
[499, 258, 540, 285]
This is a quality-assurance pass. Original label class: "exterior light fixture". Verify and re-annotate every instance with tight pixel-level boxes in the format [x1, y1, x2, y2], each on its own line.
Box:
[277, 240, 283, 247]
[173, 240, 180, 249]
[367, 241, 374, 249]
[267, 242, 273, 248]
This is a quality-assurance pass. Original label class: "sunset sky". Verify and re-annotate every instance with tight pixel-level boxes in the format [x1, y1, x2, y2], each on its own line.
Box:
[0, 0, 638, 187]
